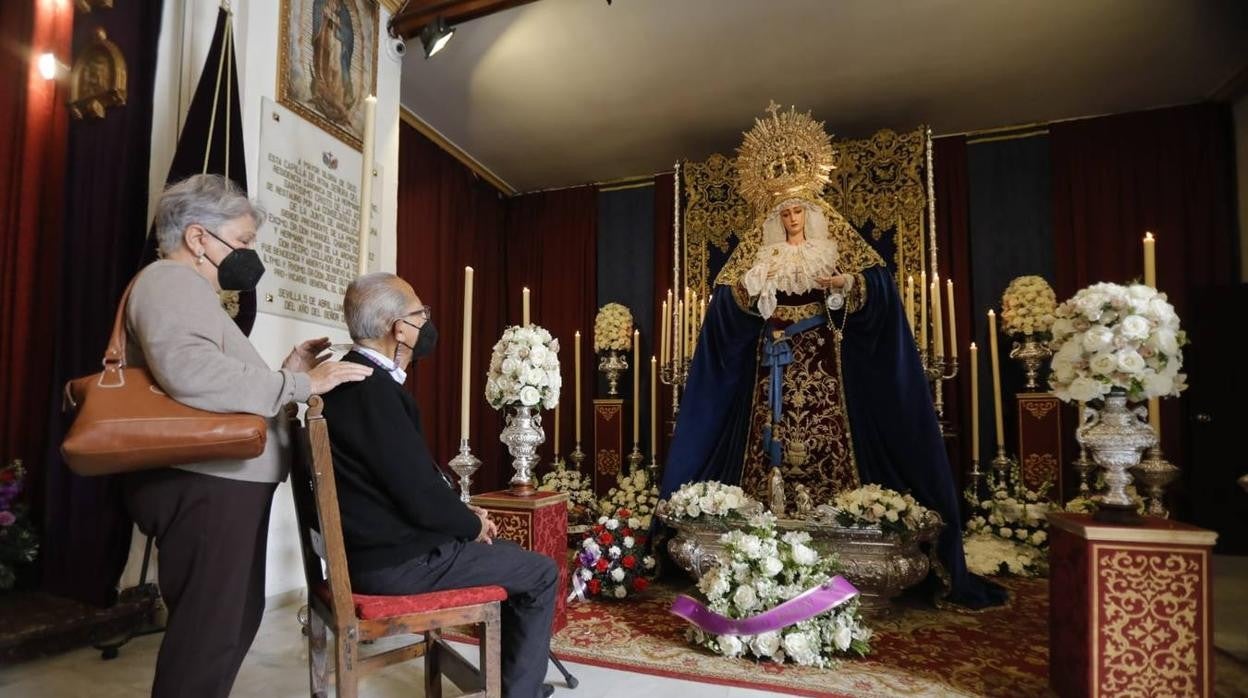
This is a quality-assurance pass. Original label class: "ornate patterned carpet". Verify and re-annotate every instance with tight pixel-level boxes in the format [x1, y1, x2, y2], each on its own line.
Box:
[550, 577, 1050, 698]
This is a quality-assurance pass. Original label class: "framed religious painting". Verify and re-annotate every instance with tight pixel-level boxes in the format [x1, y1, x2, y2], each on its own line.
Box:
[278, 0, 379, 150]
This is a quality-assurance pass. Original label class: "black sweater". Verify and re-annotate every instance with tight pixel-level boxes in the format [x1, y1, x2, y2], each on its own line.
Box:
[321, 351, 481, 572]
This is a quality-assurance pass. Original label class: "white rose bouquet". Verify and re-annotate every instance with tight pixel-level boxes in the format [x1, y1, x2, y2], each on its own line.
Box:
[593, 303, 633, 353]
[687, 513, 872, 666]
[484, 325, 561, 410]
[656, 481, 761, 525]
[538, 465, 597, 524]
[962, 461, 1053, 577]
[1048, 282, 1187, 403]
[572, 508, 656, 601]
[598, 469, 659, 528]
[821, 484, 934, 537]
[1000, 275, 1057, 337]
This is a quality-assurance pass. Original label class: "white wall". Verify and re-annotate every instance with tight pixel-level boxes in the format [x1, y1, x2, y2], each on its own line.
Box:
[1235, 92, 1248, 283]
[120, 0, 403, 600]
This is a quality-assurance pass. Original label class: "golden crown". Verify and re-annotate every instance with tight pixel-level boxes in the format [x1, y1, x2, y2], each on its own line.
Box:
[735, 102, 836, 212]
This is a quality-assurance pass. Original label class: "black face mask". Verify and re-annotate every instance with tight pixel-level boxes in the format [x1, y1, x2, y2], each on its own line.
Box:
[412, 320, 437, 358]
[205, 229, 266, 291]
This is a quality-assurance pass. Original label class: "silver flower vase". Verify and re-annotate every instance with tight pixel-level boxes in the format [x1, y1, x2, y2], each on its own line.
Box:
[598, 350, 628, 397]
[501, 405, 544, 496]
[1077, 389, 1155, 524]
[1009, 333, 1052, 390]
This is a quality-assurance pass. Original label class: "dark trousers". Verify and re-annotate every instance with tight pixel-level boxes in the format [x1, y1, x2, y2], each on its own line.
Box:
[351, 540, 558, 698]
[124, 469, 277, 698]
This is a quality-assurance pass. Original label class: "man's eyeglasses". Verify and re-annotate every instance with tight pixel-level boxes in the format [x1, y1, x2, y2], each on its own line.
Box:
[400, 306, 431, 328]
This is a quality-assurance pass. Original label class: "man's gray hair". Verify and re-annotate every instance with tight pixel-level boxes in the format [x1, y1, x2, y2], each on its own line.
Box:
[345, 272, 411, 342]
[153, 174, 267, 256]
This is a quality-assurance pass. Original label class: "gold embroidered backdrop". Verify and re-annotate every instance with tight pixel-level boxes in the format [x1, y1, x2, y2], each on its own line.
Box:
[680, 126, 929, 299]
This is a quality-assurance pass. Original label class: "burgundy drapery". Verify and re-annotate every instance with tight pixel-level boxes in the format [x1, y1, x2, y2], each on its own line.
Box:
[651, 174, 675, 462]
[933, 136, 975, 487]
[1050, 103, 1238, 467]
[0, 0, 71, 501]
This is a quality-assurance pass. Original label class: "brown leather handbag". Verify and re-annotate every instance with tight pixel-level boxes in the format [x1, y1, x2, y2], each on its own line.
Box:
[61, 277, 268, 476]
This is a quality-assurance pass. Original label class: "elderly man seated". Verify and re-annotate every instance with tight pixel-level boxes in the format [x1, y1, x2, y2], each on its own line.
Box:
[321, 272, 558, 698]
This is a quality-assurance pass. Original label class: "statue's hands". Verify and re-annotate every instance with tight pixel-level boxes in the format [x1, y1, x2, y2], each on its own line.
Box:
[817, 274, 849, 290]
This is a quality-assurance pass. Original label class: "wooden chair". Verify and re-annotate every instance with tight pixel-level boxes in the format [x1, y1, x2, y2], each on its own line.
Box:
[289, 396, 505, 698]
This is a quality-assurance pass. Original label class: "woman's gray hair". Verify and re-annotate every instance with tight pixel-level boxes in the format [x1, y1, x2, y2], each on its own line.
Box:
[153, 174, 267, 256]
[345, 273, 411, 342]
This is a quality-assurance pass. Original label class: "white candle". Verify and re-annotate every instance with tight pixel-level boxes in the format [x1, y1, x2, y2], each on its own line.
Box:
[906, 275, 915, 332]
[970, 342, 979, 462]
[988, 309, 1005, 448]
[946, 279, 958, 359]
[574, 331, 582, 442]
[1143, 232, 1156, 287]
[522, 287, 530, 326]
[650, 356, 657, 459]
[661, 299, 669, 364]
[920, 271, 928, 350]
[633, 330, 640, 444]
[932, 275, 943, 359]
[554, 402, 561, 457]
[459, 266, 474, 441]
[675, 299, 684, 365]
[357, 95, 377, 276]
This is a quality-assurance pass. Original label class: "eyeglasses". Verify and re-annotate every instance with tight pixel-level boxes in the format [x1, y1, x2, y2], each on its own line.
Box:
[400, 306, 431, 328]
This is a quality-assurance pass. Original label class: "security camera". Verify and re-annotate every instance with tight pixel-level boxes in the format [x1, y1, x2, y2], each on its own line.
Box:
[385, 37, 407, 62]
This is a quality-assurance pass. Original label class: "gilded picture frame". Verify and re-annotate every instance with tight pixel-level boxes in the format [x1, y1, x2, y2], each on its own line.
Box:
[68, 27, 127, 120]
[277, 0, 379, 151]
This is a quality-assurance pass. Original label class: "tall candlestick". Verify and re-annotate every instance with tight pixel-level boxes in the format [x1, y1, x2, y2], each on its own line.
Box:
[357, 95, 377, 276]
[1143, 232, 1157, 287]
[650, 356, 657, 458]
[633, 330, 641, 443]
[522, 287, 530, 326]
[970, 342, 979, 461]
[946, 279, 958, 359]
[988, 310, 1005, 447]
[906, 275, 915, 332]
[931, 275, 943, 358]
[459, 266, 474, 441]
[660, 299, 670, 364]
[920, 271, 928, 350]
[574, 331, 582, 441]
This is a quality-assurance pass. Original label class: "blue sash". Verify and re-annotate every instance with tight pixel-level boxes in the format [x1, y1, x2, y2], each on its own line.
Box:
[759, 313, 826, 466]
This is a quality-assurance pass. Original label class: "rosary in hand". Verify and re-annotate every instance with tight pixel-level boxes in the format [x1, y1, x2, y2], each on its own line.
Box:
[822, 272, 851, 335]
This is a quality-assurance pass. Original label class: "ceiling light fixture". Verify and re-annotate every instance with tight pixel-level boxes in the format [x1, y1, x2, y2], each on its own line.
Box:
[419, 17, 455, 59]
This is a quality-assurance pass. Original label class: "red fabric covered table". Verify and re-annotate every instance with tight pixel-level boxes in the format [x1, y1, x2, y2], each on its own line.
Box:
[1047, 512, 1218, 697]
[471, 489, 570, 633]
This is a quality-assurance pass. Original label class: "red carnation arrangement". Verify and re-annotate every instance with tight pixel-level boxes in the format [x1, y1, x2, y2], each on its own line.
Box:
[571, 508, 656, 601]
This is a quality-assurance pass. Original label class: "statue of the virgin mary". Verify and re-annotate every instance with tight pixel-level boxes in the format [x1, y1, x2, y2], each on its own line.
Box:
[662, 104, 1003, 608]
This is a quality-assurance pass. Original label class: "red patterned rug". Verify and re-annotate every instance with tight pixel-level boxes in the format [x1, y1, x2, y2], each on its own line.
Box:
[549, 577, 1050, 697]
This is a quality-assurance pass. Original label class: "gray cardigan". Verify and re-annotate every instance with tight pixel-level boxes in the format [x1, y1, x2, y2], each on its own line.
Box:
[125, 261, 312, 483]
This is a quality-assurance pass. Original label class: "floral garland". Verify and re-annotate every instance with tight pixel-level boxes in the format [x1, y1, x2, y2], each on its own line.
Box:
[538, 464, 597, 524]
[593, 303, 633, 353]
[598, 469, 659, 529]
[821, 484, 932, 537]
[688, 513, 872, 666]
[572, 508, 656, 599]
[962, 461, 1054, 577]
[657, 481, 759, 523]
[1000, 275, 1057, 337]
[485, 325, 561, 410]
[1049, 282, 1187, 403]
[0, 460, 38, 590]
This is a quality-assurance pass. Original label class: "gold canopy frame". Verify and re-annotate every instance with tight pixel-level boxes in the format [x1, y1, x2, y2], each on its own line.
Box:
[676, 126, 934, 304]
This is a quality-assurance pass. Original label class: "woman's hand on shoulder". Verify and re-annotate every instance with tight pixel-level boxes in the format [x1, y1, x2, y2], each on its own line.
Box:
[283, 337, 332, 372]
[307, 360, 373, 395]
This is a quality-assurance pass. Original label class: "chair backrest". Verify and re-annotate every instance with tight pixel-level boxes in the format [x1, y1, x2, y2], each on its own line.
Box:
[289, 396, 357, 631]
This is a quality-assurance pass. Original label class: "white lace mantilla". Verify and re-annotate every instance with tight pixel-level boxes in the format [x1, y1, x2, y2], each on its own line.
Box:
[742, 239, 846, 319]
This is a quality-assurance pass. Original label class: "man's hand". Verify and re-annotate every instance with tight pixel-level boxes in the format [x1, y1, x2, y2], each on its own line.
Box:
[283, 337, 332, 372]
[470, 505, 498, 544]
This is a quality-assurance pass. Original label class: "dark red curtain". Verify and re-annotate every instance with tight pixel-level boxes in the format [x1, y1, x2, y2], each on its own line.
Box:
[933, 135, 975, 487]
[397, 124, 509, 491]
[0, 0, 71, 499]
[651, 173, 675, 463]
[1051, 103, 1238, 468]
[504, 187, 598, 475]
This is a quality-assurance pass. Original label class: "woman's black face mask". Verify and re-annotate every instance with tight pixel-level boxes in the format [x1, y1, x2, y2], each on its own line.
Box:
[204, 228, 266, 291]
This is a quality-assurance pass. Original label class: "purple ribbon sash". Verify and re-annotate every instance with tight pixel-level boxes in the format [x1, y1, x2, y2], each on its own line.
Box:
[670, 576, 859, 636]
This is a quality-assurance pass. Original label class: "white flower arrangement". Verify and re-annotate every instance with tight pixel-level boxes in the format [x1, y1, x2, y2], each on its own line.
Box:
[962, 461, 1054, 577]
[598, 469, 659, 529]
[1000, 275, 1057, 337]
[687, 513, 872, 666]
[484, 325, 561, 410]
[593, 303, 633, 353]
[822, 484, 933, 537]
[964, 533, 1047, 577]
[573, 508, 656, 601]
[538, 465, 597, 523]
[1048, 282, 1187, 403]
[657, 481, 760, 523]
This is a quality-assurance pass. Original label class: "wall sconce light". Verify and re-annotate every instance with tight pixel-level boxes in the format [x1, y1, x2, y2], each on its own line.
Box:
[419, 17, 455, 59]
[38, 52, 62, 80]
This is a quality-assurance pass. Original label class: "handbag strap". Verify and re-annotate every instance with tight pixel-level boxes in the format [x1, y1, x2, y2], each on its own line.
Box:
[103, 277, 140, 368]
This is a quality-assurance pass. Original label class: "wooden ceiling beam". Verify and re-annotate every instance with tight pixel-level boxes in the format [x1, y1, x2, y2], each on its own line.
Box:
[388, 0, 539, 40]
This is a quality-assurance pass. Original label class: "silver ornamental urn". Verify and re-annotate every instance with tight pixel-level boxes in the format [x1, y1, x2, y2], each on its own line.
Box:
[1008, 333, 1052, 390]
[1077, 389, 1155, 524]
[500, 405, 544, 496]
[598, 350, 628, 397]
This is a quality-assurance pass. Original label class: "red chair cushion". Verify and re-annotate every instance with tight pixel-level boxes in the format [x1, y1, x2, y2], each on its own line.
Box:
[315, 583, 508, 621]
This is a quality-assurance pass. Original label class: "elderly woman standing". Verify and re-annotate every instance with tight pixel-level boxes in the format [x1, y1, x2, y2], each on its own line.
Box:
[123, 174, 371, 698]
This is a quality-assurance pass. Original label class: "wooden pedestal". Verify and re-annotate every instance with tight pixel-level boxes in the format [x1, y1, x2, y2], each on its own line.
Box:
[593, 398, 624, 496]
[1048, 513, 1218, 698]
[1017, 392, 1063, 499]
[470, 490, 570, 633]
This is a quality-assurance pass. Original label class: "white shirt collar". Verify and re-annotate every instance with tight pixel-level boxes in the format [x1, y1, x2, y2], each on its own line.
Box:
[353, 345, 407, 385]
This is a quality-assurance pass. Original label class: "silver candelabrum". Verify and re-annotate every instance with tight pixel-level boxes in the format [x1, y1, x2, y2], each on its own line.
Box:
[598, 350, 629, 397]
[500, 405, 545, 496]
[448, 438, 481, 504]
[918, 349, 959, 433]
[660, 356, 689, 427]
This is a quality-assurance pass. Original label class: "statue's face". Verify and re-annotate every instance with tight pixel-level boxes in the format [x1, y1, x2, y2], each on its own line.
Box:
[780, 204, 805, 237]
